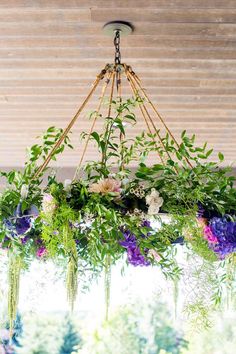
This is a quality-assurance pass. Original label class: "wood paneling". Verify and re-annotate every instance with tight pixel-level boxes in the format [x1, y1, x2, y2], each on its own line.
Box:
[0, 0, 235, 171]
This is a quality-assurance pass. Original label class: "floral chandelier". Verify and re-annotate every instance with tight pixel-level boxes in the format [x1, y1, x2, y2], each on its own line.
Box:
[0, 21, 236, 332]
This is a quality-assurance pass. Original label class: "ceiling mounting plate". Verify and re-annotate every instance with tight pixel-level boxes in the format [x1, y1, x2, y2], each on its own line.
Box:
[102, 21, 133, 36]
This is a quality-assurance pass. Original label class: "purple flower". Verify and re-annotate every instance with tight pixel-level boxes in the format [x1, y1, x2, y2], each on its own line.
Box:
[15, 216, 32, 235]
[4, 215, 31, 236]
[3, 203, 39, 240]
[36, 246, 47, 258]
[127, 246, 150, 266]
[207, 217, 236, 259]
[119, 225, 151, 267]
[21, 235, 30, 244]
[119, 229, 137, 248]
[141, 220, 151, 228]
[197, 203, 205, 218]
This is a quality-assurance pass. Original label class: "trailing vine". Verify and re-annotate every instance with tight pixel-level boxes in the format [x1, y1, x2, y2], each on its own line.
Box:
[0, 97, 235, 328]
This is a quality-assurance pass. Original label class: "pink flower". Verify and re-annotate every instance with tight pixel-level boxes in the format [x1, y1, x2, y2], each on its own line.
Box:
[36, 246, 47, 258]
[89, 178, 121, 195]
[203, 225, 218, 243]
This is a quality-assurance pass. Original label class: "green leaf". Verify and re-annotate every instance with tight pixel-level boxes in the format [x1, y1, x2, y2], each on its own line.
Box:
[218, 152, 224, 161]
[91, 132, 100, 145]
[153, 164, 164, 171]
[167, 159, 175, 166]
[124, 114, 136, 122]
[47, 126, 56, 133]
[197, 154, 207, 159]
[206, 148, 213, 158]
[8, 171, 16, 184]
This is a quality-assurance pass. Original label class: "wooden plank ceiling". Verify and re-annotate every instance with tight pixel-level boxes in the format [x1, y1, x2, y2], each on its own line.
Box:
[0, 0, 235, 172]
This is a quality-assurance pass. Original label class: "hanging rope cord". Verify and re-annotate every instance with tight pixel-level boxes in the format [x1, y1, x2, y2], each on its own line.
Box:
[124, 67, 166, 165]
[73, 70, 113, 180]
[73, 28, 119, 180]
[32, 66, 108, 180]
[125, 64, 193, 169]
[62, 31, 121, 180]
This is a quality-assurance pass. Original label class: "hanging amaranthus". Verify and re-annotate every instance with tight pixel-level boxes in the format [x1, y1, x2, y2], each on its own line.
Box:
[104, 254, 111, 321]
[66, 245, 78, 311]
[7, 252, 22, 336]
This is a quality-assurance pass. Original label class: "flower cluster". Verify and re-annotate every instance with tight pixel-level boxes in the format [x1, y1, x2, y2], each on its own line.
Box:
[3, 204, 39, 239]
[146, 188, 163, 215]
[119, 224, 151, 266]
[203, 217, 236, 259]
[89, 178, 121, 195]
[129, 183, 145, 198]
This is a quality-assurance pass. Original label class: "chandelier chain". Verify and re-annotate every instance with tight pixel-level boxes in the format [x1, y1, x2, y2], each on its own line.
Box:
[114, 30, 121, 65]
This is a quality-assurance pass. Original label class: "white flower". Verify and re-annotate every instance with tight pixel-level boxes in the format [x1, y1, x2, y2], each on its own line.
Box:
[146, 188, 163, 215]
[146, 188, 163, 206]
[20, 184, 29, 199]
[42, 193, 57, 214]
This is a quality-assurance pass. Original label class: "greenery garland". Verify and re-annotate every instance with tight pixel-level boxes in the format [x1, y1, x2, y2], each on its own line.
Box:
[0, 97, 236, 327]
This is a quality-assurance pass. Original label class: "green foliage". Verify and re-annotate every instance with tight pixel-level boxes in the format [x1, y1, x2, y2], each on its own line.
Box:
[59, 316, 82, 354]
[17, 313, 65, 354]
[84, 300, 188, 354]
[0, 95, 236, 329]
[149, 301, 188, 354]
